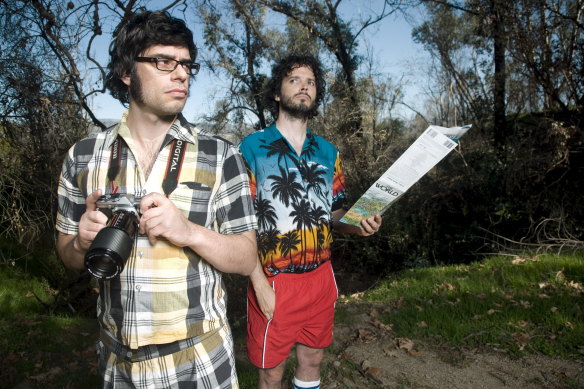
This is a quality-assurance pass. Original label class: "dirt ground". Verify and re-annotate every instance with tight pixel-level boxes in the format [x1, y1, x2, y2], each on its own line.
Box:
[226, 271, 584, 389]
[324, 300, 583, 388]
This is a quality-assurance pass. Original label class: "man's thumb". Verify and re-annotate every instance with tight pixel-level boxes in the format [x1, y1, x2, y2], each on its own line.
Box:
[86, 189, 103, 211]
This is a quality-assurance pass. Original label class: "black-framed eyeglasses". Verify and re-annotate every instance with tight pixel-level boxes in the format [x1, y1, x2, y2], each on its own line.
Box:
[135, 57, 200, 75]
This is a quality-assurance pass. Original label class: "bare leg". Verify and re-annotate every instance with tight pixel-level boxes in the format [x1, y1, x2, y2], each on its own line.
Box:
[294, 344, 323, 382]
[258, 358, 287, 389]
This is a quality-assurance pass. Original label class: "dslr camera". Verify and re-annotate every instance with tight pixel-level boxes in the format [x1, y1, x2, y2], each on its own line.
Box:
[84, 194, 140, 280]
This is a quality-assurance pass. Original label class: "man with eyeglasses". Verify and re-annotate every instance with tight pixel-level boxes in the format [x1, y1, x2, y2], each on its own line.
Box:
[55, 10, 257, 388]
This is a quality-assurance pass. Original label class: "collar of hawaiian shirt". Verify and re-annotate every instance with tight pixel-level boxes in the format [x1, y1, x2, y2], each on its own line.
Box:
[265, 123, 315, 149]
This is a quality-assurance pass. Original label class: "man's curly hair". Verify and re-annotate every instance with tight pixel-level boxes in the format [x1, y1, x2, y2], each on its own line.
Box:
[105, 10, 197, 105]
[265, 55, 326, 120]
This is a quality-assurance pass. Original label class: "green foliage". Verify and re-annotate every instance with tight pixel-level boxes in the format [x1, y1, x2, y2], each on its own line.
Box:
[1, 236, 69, 286]
[0, 266, 52, 316]
[0, 264, 98, 388]
[365, 254, 584, 358]
[339, 109, 583, 274]
[1, 236, 99, 318]
[234, 359, 259, 388]
[0, 78, 89, 252]
[0, 312, 99, 388]
[2, 253, 582, 386]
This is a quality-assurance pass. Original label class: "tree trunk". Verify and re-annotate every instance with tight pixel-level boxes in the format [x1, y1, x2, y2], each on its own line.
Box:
[492, 0, 507, 150]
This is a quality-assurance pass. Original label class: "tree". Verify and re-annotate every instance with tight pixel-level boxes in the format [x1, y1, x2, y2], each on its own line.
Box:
[259, 0, 404, 134]
[413, 2, 495, 131]
[198, 0, 275, 133]
[404, 0, 584, 265]
[415, 0, 584, 144]
[0, 1, 89, 249]
[197, 0, 408, 136]
[0, 0, 191, 255]
[506, 0, 584, 112]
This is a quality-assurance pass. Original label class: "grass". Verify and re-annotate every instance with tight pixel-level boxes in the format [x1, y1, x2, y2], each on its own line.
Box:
[1, 253, 582, 387]
[362, 254, 584, 358]
[0, 266, 99, 388]
[0, 266, 54, 315]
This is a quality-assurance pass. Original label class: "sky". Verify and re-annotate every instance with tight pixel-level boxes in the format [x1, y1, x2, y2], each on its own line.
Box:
[89, 4, 429, 123]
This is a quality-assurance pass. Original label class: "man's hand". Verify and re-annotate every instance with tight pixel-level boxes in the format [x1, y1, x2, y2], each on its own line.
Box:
[357, 214, 382, 237]
[332, 209, 383, 236]
[137, 192, 256, 275]
[57, 189, 108, 270]
[139, 192, 192, 247]
[255, 281, 276, 320]
[76, 189, 108, 251]
[249, 259, 275, 320]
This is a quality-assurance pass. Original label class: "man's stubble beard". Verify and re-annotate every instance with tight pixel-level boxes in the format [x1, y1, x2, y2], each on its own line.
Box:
[278, 94, 317, 121]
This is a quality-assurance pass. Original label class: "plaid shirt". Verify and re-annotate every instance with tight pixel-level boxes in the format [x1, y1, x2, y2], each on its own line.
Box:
[56, 112, 256, 349]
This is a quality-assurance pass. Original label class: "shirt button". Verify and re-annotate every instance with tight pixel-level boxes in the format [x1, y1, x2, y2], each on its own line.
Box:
[138, 251, 144, 258]
[135, 285, 141, 291]
[126, 351, 133, 358]
[142, 189, 147, 196]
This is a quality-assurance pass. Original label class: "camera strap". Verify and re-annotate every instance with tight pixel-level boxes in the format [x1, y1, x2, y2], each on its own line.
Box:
[162, 139, 187, 197]
[108, 137, 188, 197]
[107, 137, 125, 194]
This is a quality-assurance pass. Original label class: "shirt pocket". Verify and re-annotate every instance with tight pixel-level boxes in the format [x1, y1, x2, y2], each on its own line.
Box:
[170, 186, 214, 227]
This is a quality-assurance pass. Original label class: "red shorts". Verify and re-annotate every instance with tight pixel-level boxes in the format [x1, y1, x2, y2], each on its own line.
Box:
[246, 261, 339, 369]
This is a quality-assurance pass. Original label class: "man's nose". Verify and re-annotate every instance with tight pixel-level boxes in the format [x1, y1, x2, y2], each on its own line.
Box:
[171, 64, 189, 80]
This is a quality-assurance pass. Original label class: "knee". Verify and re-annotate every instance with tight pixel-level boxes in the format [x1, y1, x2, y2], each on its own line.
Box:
[297, 348, 324, 368]
[259, 364, 286, 386]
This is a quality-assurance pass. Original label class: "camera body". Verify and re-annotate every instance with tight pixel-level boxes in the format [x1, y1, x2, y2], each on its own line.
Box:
[84, 194, 140, 280]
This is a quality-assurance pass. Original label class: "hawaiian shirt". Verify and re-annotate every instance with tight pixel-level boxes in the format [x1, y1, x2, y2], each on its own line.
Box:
[239, 124, 346, 277]
[56, 112, 257, 348]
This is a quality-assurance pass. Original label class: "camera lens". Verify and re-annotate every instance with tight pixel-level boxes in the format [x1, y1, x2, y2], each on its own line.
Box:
[86, 251, 118, 277]
[85, 210, 138, 279]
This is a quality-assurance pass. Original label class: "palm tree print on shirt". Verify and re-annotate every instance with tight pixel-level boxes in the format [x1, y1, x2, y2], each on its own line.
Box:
[254, 192, 278, 232]
[268, 166, 303, 207]
[279, 230, 301, 266]
[248, 129, 340, 274]
[258, 228, 281, 272]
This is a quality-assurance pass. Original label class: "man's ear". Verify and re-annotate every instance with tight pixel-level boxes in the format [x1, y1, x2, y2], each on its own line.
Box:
[275, 94, 280, 102]
[121, 73, 131, 87]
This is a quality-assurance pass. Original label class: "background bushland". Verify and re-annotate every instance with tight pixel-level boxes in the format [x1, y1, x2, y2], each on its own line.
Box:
[0, 0, 582, 310]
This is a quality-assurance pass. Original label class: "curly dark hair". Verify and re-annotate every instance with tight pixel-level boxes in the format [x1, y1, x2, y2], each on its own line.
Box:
[104, 10, 197, 105]
[265, 55, 326, 120]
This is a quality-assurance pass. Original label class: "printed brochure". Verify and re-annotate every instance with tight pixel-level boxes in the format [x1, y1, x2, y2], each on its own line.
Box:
[340, 124, 472, 227]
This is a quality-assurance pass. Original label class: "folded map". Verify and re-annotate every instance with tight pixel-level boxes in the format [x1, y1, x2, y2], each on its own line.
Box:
[340, 124, 472, 227]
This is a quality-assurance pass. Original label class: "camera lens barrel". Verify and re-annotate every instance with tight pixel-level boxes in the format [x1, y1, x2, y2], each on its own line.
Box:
[85, 210, 138, 280]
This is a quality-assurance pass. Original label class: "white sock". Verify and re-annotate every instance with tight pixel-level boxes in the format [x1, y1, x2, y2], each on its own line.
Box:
[293, 377, 320, 389]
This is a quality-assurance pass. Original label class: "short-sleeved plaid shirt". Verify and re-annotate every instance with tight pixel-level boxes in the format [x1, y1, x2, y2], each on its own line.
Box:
[56, 112, 257, 349]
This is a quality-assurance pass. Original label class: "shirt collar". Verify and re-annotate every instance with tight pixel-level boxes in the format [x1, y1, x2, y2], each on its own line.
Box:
[107, 111, 197, 147]
[264, 123, 315, 145]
